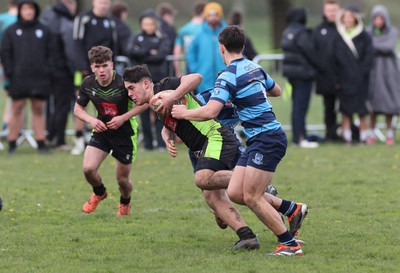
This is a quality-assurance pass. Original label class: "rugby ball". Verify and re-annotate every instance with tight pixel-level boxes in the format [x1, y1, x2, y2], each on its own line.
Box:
[149, 90, 186, 115]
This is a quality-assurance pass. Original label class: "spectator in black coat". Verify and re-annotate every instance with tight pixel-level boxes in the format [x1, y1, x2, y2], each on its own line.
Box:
[312, 0, 341, 142]
[73, 0, 118, 77]
[156, 2, 177, 56]
[281, 7, 320, 148]
[129, 10, 170, 151]
[42, 0, 77, 150]
[0, 0, 54, 154]
[110, 0, 132, 57]
[333, 5, 373, 144]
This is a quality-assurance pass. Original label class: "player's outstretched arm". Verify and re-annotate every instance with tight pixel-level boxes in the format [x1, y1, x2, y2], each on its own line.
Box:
[158, 73, 203, 116]
[171, 100, 224, 121]
[107, 104, 149, 130]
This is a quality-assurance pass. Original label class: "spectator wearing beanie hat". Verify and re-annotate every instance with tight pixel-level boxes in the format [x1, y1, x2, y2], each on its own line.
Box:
[186, 2, 227, 93]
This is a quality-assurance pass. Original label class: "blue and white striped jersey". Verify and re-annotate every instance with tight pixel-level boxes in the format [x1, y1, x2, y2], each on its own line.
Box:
[196, 89, 240, 132]
[210, 58, 282, 139]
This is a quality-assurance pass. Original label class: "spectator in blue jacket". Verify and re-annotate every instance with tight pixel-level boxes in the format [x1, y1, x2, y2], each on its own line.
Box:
[186, 2, 227, 93]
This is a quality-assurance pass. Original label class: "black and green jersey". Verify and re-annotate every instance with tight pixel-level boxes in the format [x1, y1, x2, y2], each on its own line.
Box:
[76, 71, 138, 136]
[155, 77, 237, 158]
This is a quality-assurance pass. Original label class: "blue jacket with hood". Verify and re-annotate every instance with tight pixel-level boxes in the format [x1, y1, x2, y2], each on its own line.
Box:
[186, 20, 227, 93]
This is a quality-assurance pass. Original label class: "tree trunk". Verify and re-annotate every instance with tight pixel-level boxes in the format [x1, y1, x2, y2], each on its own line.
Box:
[268, 0, 292, 50]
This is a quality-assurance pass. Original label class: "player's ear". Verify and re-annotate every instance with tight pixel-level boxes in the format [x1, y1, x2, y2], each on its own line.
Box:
[143, 79, 150, 89]
[219, 44, 225, 54]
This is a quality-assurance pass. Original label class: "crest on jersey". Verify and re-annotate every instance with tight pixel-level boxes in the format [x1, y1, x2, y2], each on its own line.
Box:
[252, 153, 264, 165]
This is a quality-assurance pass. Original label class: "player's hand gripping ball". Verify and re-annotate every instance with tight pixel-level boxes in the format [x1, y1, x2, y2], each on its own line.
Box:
[149, 90, 186, 115]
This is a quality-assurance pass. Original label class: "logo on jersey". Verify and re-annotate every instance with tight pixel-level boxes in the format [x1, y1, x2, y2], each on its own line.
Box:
[165, 115, 178, 132]
[252, 153, 264, 165]
[100, 102, 118, 116]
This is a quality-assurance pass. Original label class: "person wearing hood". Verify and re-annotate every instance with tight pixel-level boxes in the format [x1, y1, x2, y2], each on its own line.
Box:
[365, 5, 400, 146]
[281, 7, 320, 148]
[0, 0, 54, 154]
[129, 9, 170, 151]
[42, 0, 77, 151]
[333, 5, 373, 145]
[312, 0, 341, 142]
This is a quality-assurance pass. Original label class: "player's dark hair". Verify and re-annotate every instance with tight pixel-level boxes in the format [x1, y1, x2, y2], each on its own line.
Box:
[88, 46, 113, 64]
[218, 25, 246, 54]
[123, 65, 152, 83]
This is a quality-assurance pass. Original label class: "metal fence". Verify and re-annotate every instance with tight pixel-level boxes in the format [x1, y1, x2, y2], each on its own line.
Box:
[1, 53, 397, 149]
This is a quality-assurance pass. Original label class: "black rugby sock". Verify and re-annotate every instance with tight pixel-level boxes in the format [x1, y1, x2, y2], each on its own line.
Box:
[120, 196, 131, 205]
[236, 226, 256, 240]
[93, 184, 106, 196]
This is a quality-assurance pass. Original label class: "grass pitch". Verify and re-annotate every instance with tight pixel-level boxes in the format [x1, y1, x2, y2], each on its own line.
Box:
[0, 140, 399, 273]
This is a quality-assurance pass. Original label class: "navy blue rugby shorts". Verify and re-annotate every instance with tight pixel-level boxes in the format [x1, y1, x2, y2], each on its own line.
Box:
[236, 130, 287, 172]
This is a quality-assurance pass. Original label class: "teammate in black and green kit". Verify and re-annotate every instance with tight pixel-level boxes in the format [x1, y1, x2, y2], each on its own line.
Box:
[123, 64, 260, 250]
[74, 46, 147, 217]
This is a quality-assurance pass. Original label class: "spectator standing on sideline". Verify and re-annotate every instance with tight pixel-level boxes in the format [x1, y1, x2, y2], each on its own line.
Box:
[333, 5, 373, 144]
[281, 7, 320, 148]
[1, 0, 54, 155]
[171, 26, 309, 256]
[156, 2, 177, 56]
[0, 0, 18, 133]
[173, 0, 205, 77]
[129, 10, 170, 151]
[123, 65, 261, 250]
[75, 46, 147, 216]
[186, 2, 227, 93]
[313, 0, 341, 142]
[227, 10, 257, 60]
[42, 0, 77, 150]
[366, 5, 400, 146]
[110, 0, 132, 58]
[71, 0, 118, 155]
